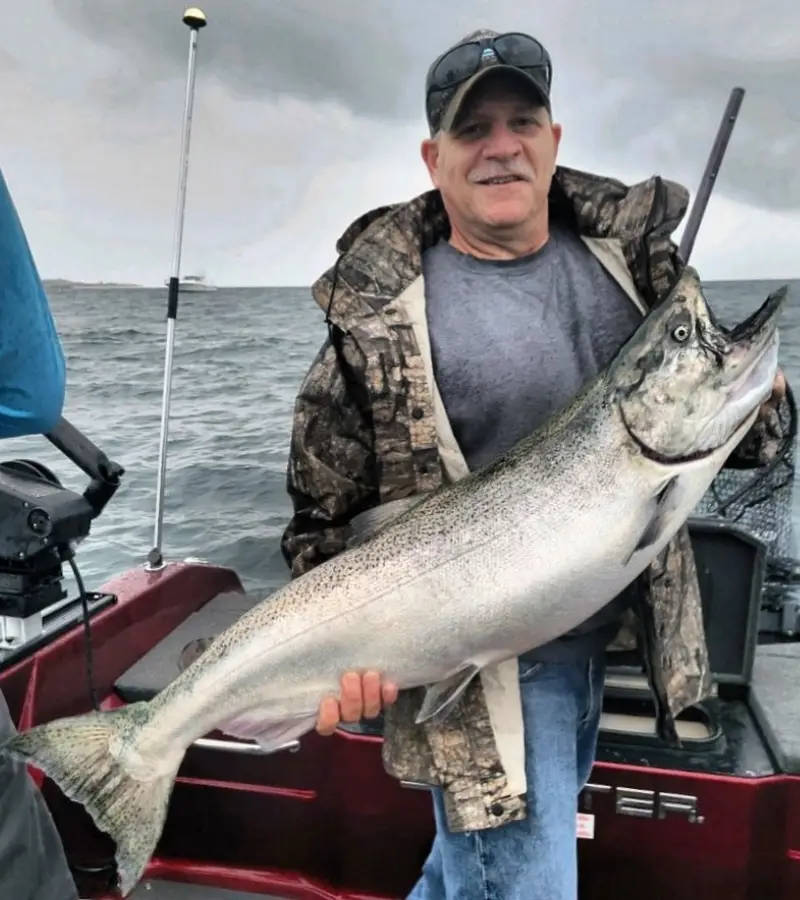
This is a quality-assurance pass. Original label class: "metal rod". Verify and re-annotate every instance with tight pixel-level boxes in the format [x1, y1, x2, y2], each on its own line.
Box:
[147, 8, 208, 571]
[679, 86, 746, 263]
[191, 737, 301, 756]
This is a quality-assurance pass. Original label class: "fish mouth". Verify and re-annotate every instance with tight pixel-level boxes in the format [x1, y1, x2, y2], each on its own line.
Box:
[716, 285, 786, 398]
[729, 283, 787, 343]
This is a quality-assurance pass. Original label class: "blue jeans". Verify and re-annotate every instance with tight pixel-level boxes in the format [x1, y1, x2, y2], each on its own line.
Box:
[407, 653, 605, 900]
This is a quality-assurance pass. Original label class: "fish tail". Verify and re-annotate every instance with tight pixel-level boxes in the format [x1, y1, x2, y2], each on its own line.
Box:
[0, 703, 183, 897]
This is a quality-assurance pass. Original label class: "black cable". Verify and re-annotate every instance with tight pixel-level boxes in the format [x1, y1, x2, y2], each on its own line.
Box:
[66, 554, 99, 712]
[63, 554, 116, 888]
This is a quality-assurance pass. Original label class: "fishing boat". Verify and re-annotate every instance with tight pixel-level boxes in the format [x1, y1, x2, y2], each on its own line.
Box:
[163, 274, 217, 293]
[1, 10, 799, 900]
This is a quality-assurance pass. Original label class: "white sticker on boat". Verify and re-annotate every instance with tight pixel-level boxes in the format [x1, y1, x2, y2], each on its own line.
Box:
[577, 812, 595, 839]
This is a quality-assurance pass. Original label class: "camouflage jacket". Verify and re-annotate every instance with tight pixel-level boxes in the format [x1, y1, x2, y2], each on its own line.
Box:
[280, 165, 782, 833]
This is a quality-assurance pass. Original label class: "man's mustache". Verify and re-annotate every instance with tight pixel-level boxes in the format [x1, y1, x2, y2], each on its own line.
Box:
[468, 160, 535, 183]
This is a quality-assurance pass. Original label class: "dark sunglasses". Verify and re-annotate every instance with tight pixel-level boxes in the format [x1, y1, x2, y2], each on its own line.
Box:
[425, 32, 553, 99]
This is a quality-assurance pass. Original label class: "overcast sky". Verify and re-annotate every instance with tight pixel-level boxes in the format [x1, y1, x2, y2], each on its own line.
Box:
[2, 0, 799, 285]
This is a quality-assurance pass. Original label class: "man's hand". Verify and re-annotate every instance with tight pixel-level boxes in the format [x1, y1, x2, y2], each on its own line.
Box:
[316, 671, 399, 736]
[766, 369, 786, 407]
[757, 369, 786, 441]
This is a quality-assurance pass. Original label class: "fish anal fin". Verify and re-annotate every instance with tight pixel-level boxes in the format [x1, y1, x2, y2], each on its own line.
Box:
[415, 665, 481, 725]
[217, 711, 316, 753]
[346, 495, 428, 548]
[624, 475, 681, 566]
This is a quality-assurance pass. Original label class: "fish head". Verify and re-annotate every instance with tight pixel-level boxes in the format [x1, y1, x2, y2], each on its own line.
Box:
[610, 265, 788, 464]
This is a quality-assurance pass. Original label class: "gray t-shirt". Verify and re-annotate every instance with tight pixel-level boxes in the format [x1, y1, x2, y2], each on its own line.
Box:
[422, 221, 643, 662]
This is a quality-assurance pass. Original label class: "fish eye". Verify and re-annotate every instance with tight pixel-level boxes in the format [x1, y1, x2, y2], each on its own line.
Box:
[671, 323, 691, 342]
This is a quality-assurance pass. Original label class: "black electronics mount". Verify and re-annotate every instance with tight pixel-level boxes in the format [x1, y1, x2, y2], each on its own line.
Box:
[0, 417, 124, 623]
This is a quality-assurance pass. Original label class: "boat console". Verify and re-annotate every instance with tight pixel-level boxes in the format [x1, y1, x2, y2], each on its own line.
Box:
[0, 417, 123, 659]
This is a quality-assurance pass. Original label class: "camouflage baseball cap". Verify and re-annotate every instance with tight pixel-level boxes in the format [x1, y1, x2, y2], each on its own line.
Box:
[425, 29, 553, 135]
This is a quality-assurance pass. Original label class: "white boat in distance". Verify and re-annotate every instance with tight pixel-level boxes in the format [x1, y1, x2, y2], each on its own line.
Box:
[164, 274, 217, 293]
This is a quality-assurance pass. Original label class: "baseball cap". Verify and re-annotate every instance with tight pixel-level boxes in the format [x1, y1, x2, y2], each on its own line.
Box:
[425, 29, 553, 135]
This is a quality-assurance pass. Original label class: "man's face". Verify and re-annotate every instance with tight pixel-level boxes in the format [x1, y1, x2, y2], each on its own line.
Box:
[421, 74, 562, 237]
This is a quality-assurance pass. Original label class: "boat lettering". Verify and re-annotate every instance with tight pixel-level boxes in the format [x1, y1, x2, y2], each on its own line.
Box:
[580, 782, 704, 824]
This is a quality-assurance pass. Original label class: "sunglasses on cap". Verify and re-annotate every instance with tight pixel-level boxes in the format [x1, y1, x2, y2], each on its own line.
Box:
[425, 32, 553, 133]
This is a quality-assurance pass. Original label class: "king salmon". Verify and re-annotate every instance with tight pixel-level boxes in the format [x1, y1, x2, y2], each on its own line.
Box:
[0, 265, 788, 896]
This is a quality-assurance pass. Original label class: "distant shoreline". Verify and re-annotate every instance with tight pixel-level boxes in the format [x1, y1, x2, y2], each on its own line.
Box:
[44, 278, 148, 289]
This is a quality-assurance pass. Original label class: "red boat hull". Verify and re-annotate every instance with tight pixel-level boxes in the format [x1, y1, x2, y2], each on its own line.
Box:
[1, 562, 798, 899]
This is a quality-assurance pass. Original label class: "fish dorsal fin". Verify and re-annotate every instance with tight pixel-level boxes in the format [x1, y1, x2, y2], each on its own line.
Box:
[346, 495, 426, 548]
[414, 665, 481, 725]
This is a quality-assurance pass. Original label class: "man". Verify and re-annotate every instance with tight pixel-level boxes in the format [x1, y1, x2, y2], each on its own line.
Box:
[281, 30, 786, 899]
[0, 167, 78, 900]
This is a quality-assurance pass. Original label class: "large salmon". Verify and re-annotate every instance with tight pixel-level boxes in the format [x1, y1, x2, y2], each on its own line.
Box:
[0, 266, 787, 896]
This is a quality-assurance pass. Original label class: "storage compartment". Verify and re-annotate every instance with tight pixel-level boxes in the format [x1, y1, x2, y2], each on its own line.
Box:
[599, 694, 720, 749]
[605, 517, 767, 690]
[597, 518, 768, 764]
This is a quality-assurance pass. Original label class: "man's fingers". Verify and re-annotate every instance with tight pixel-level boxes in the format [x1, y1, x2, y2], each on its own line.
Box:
[762, 406, 782, 441]
[316, 672, 399, 736]
[316, 695, 341, 736]
[361, 670, 383, 718]
[338, 671, 364, 723]
[757, 371, 786, 424]
[381, 681, 399, 706]
[762, 370, 786, 413]
[772, 369, 787, 403]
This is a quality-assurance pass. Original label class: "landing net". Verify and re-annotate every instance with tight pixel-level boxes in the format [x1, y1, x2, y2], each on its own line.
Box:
[695, 386, 799, 569]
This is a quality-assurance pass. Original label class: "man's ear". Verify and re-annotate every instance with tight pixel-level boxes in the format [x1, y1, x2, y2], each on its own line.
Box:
[421, 137, 441, 186]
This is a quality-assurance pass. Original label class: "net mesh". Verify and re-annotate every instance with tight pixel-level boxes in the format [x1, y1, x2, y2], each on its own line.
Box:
[694, 389, 798, 567]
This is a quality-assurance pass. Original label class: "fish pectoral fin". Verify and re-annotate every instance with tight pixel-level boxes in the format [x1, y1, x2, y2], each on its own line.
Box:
[219, 712, 317, 753]
[415, 665, 481, 725]
[624, 475, 681, 566]
[346, 494, 429, 548]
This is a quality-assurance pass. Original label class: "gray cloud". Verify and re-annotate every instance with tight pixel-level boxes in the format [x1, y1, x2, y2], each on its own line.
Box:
[52, 0, 458, 120]
[1, 0, 798, 285]
[51, 0, 800, 214]
[556, 0, 800, 213]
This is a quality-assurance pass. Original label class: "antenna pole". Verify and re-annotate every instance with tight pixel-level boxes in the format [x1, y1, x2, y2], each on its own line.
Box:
[679, 86, 745, 263]
[147, 8, 208, 571]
